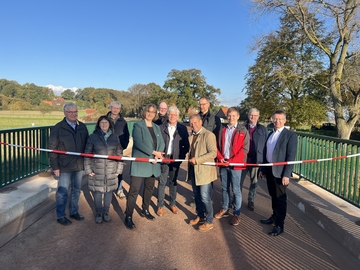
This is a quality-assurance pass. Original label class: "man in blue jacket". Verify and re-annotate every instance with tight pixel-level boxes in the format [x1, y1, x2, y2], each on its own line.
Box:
[260, 110, 297, 236]
[240, 108, 268, 211]
[49, 103, 89, 226]
[157, 106, 189, 216]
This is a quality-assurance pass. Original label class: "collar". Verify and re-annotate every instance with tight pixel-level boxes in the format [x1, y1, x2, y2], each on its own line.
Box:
[273, 126, 285, 133]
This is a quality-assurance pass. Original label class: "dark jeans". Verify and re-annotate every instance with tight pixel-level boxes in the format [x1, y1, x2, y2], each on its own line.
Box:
[93, 191, 112, 214]
[264, 167, 287, 229]
[189, 166, 214, 224]
[240, 167, 260, 203]
[157, 163, 180, 208]
[126, 176, 155, 216]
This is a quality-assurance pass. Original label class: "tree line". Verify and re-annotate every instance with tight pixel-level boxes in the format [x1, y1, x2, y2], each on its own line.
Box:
[0, 68, 221, 118]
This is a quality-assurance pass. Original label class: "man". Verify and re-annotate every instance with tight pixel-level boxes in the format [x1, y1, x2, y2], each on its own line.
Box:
[48, 102, 89, 226]
[240, 108, 268, 211]
[260, 110, 298, 236]
[106, 101, 130, 199]
[198, 97, 221, 137]
[154, 101, 168, 125]
[157, 106, 190, 216]
[188, 114, 217, 232]
[215, 107, 249, 226]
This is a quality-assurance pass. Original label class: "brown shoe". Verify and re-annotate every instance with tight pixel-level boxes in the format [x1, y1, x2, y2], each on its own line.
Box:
[231, 215, 240, 226]
[214, 209, 230, 219]
[198, 223, 214, 232]
[169, 205, 178, 214]
[156, 207, 164, 217]
[189, 217, 206, 225]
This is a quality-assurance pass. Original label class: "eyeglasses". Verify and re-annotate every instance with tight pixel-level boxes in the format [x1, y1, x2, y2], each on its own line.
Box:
[65, 111, 78, 114]
[147, 110, 156, 114]
[273, 118, 285, 122]
[159, 107, 167, 110]
[100, 121, 109, 125]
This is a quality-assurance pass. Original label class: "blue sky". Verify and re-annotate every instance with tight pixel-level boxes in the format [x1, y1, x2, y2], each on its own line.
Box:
[0, 0, 277, 107]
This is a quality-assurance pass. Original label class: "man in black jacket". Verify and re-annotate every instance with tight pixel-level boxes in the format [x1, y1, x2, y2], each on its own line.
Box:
[157, 106, 190, 216]
[48, 103, 89, 226]
[106, 101, 130, 199]
[240, 108, 268, 211]
[198, 96, 221, 137]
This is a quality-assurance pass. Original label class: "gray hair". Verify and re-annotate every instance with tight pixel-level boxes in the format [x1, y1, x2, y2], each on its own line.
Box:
[167, 106, 180, 116]
[248, 108, 260, 116]
[110, 101, 121, 109]
[63, 102, 77, 112]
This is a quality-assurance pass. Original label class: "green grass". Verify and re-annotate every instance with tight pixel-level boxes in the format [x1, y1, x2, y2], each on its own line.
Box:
[0, 110, 86, 130]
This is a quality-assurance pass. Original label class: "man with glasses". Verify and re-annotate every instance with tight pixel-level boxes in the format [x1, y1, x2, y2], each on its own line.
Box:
[240, 108, 268, 211]
[198, 97, 221, 138]
[49, 102, 89, 226]
[260, 110, 297, 236]
[154, 101, 168, 125]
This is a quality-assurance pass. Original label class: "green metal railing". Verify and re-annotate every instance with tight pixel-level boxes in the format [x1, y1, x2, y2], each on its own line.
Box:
[0, 121, 138, 188]
[294, 132, 360, 207]
[1, 124, 359, 207]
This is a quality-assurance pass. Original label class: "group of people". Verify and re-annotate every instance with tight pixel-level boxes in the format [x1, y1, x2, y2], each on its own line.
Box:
[49, 97, 297, 236]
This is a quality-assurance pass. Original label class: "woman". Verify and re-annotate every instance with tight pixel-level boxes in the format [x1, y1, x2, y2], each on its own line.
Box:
[84, 116, 123, 224]
[125, 104, 165, 229]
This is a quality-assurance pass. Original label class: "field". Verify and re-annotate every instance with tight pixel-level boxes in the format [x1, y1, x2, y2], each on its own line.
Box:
[0, 110, 86, 130]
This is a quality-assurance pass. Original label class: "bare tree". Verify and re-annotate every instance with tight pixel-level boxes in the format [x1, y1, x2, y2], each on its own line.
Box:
[127, 84, 150, 117]
[251, 0, 360, 139]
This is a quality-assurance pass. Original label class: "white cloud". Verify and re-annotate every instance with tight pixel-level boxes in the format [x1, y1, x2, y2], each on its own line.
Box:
[45, 85, 78, 96]
[218, 95, 244, 107]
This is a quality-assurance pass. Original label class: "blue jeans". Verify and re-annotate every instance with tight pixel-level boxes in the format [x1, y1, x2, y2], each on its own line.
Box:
[56, 171, 84, 219]
[189, 167, 214, 224]
[157, 163, 180, 207]
[240, 167, 259, 203]
[220, 167, 242, 216]
[93, 191, 112, 214]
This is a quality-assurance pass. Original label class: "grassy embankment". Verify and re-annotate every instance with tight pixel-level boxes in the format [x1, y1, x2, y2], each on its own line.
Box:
[0, 110, 86, 130]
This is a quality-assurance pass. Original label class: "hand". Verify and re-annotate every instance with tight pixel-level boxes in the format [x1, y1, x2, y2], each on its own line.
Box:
[189, 157, 197, 165]
[282, 176, 289, 185]
[53, 169, 60, 177]
[89, 172, 95, 177]
[259, 171, 265, 179]
[152, 151, 164, 159]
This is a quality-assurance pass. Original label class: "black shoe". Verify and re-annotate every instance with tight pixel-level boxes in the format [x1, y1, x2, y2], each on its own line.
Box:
[140, 209, 156, 221]
[248, 201, 255, 211]
[268, 225, 284, 236]
[69, 213, 85, 221]
[125, 216, 136, 230]
[57, 217, 72, 226]
[260, 216, 275, 225]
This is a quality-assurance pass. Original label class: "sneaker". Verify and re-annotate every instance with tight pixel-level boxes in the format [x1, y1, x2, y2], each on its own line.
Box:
[198, 223, 214, 232]
[117, 189, 126, 199]
[231, 215, 240, 226]
[248, 201, 255, 211]
[103, 213, 111, 222]
[214, 209, 230, 219]
[95, 213, 103, 224]
[189, 217, 206, 225]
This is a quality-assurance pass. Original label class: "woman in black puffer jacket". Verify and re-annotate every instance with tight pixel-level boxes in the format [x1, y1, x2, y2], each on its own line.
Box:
[84, 116, 123, 224]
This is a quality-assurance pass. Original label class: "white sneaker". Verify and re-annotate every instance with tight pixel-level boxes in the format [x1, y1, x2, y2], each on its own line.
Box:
[117, 189, 126, 199]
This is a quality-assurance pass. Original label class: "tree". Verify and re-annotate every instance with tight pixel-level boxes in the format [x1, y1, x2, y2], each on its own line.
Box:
[163, 68, 221, 117]
[61, 89, 75, 100]
[251, 0, 360, 138]
[39, 103, 52, 115]
[127, 84, 150, 117]
[146, 82, 177, 108]
[244, 13, 328, 127]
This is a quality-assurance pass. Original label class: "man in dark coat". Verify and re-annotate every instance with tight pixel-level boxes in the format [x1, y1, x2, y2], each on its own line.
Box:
[154, 101, 168, 126]
[106, 101, 130, 199]
[48, 102, 89, 226]
[157, 106, 189, 216]
[240, 108, 268, 211]
[260, 110, 298, 236]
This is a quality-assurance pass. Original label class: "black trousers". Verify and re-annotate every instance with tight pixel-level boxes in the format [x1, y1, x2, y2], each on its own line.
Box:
[126, 176, 156, 216]
[264, 167, 287, 229]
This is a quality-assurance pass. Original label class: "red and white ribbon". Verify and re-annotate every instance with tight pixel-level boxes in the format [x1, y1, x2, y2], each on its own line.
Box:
[1, 141, 359, 167]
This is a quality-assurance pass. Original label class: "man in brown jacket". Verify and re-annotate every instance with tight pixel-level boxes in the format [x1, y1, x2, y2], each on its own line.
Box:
[188, 114, 217, 232]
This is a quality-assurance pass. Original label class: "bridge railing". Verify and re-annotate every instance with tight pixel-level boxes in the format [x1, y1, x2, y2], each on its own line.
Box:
[1, 125, 359, 207]
[294, 132, 360, 207]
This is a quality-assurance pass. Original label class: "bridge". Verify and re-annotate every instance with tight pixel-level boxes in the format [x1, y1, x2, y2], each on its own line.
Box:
[0, 124, 359, 269]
